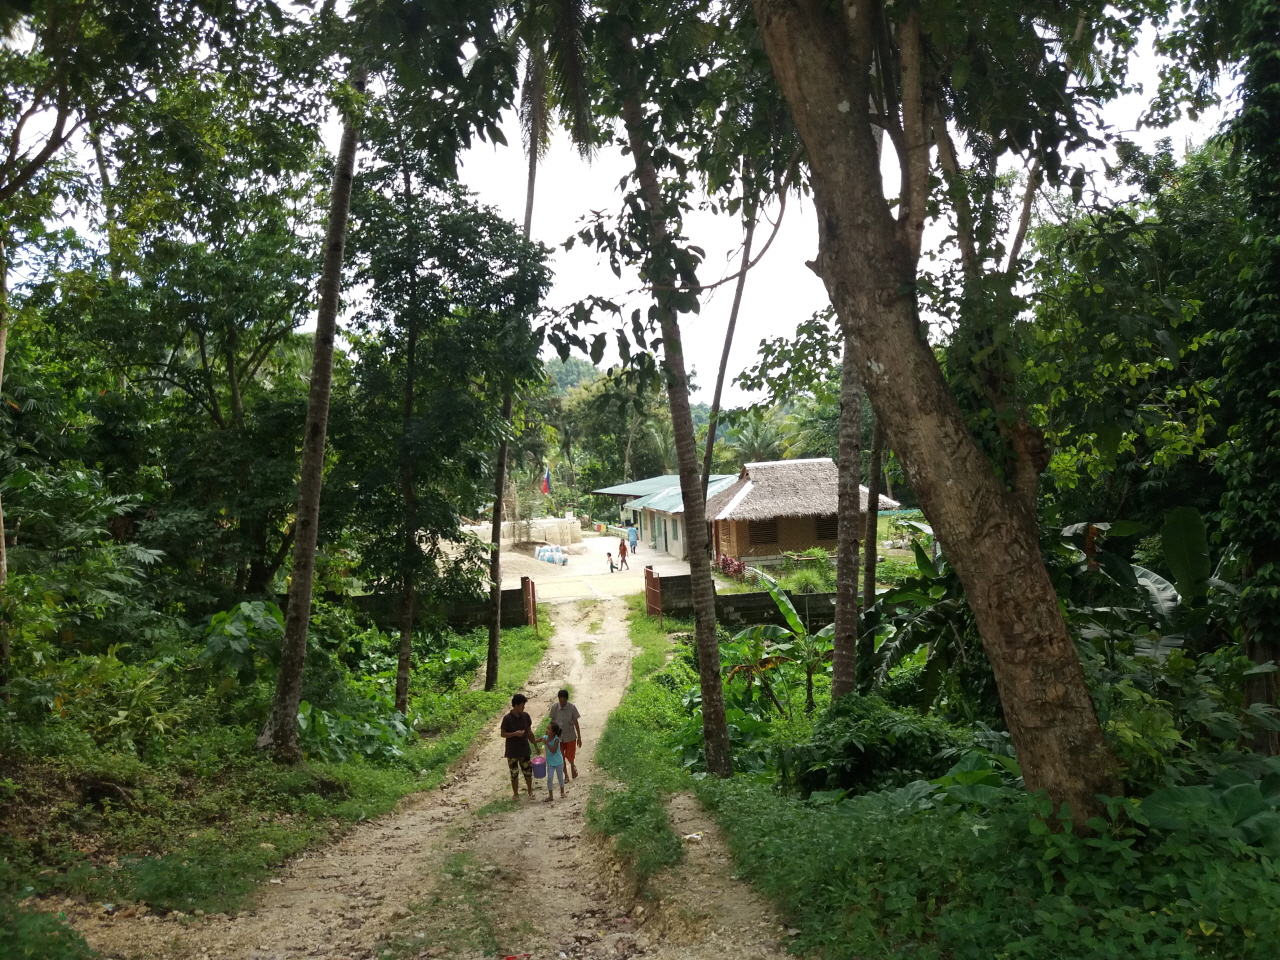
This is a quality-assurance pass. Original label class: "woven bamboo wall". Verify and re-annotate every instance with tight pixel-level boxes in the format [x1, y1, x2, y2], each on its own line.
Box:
[730, 516, 840, 558]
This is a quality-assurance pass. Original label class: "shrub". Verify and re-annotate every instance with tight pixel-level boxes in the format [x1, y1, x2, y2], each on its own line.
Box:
[699, 772, 1280, 960]
[779, 694, 971, 796]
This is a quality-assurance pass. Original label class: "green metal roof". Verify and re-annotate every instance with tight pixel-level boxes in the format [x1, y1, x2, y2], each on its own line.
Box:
[624, 475, 737, 515]
[590, 475, 684, 498]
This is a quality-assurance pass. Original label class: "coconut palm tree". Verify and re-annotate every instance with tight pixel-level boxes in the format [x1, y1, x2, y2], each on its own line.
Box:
[729, 408, 787, 465]
[486, 0, 593, 691]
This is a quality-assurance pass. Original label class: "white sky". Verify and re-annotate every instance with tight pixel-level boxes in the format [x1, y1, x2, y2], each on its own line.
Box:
[451, 37, 1232, 409]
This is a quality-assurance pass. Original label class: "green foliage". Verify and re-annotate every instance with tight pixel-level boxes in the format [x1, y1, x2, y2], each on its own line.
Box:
[0, 617, 549, 918]
[780, 694, 973, 797]
[698, 770, 1280, 959]
[0, 897, 94, 960]
[203, 601, 285, 686]
[873, 554, 919, 587]
[1220, 0, 1280, 637]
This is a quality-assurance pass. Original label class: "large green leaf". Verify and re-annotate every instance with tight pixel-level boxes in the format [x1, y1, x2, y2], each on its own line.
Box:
[1132, 564, 1182, 621]
[1161, 506, 1211, 601]
[752, 568, 805, 637]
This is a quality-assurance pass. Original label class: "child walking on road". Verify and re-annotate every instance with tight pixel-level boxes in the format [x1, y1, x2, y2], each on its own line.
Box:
[618, 538, 630, 570]
[541, 722, 567, 802]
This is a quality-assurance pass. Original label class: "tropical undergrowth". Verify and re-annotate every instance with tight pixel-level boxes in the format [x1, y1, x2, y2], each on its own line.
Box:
[0, 594, 549, 953]
[624, 508, 1280, 957]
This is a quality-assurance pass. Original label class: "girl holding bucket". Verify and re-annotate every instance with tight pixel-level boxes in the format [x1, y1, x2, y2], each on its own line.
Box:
[537, 722, 567, 803]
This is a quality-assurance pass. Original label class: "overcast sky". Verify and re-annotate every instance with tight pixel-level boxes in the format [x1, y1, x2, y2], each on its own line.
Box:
[452, 35, 1232, 410]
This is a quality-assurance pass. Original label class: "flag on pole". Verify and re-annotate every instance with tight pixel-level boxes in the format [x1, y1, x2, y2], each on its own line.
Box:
[541, 467, 551, 494]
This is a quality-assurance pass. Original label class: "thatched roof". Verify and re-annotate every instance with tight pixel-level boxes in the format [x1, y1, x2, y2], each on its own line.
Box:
[705, 458, 902, 522]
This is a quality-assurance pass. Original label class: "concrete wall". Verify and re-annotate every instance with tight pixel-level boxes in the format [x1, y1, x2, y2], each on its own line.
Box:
[652, 574, 835, 633]
[343, 588, 529, 633]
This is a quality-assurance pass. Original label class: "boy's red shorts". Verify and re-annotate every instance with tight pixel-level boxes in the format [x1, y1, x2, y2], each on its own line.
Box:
[562, 740, 577, 764]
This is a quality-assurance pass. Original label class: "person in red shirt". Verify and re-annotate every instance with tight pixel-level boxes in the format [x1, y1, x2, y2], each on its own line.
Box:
[618, 538, 630, 570]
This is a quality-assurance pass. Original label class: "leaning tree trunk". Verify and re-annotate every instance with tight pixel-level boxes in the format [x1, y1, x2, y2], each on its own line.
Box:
[623, 97, 732, 777]
[751, 0, 1118, 823]
[264, 66, 366, 764]
[702, 213, 756, 501]
[485, 394, 513, 692]
[863, 421, 885, 609]
[830, 330, 862, 700]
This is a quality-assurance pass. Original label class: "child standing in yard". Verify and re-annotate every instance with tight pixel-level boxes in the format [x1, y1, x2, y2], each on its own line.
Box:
[540, 722, 566, 802]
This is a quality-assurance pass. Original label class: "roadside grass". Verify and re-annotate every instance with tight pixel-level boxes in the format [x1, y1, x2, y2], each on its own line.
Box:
[2, 616, 551, 925]
[587, 619, 602, 634]
[584, 596, 689, 886]
[378, 851, 517, 959]
[578, 640, 598, 664]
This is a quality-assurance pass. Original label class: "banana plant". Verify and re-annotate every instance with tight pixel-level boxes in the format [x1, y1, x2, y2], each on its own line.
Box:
[732, 569, 834, 714]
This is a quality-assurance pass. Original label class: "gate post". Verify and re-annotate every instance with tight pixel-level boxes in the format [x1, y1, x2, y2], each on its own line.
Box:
[521, 576, 539, 638]
[644, 565, 662, 629]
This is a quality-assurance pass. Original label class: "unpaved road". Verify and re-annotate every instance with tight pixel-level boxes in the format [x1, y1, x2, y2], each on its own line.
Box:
[67, 597, 792, 960]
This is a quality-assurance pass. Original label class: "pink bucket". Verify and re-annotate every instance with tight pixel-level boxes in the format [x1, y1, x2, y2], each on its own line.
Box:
[531, 755, 547, 779]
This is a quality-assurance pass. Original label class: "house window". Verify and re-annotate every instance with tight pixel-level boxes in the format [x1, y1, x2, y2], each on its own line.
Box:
[815, 515, 839, 540]
[748, 519, 778, 545]
[671, 518, 679, 541]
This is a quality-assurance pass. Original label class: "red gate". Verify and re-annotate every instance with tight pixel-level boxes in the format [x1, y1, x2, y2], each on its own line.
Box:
[644, 565, 662, 628]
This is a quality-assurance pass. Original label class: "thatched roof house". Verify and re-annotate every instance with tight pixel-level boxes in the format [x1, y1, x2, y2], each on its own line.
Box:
[706, 458, 901, 562]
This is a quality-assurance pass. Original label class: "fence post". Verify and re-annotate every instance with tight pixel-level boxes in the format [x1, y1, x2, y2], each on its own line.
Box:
[521, 576, 539, 638]
[644, 565, 663, 629]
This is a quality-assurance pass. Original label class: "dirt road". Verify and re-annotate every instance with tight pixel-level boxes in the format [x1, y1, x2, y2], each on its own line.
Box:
[70, 598, 790, 960]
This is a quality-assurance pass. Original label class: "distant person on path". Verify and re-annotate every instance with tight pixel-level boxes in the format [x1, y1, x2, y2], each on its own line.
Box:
[549, 689, 583, 779]
[607, 552, 616, 573]
[500, 694, 537, 801]
[540, 721, 567, 802]
[618, 538, 630, 570]
[628, 522, 638, 554]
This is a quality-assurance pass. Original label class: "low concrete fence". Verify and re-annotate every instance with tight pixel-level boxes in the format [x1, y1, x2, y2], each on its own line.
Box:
[645, 571, 836, 633]
[282, 587, 531, 633]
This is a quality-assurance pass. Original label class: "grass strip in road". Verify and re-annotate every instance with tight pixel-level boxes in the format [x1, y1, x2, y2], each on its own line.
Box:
[585, 596, 692, 885]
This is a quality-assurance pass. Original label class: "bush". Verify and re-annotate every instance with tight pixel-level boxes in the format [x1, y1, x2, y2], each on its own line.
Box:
[0, 899, 94, 960]
[780, 694, 971, 796]
[874, 554, 919, 586]
[698, 772, 1280, 960]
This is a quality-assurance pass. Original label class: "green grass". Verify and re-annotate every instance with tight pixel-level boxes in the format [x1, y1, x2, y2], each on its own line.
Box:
[1, 616, 552, 928]
[585, 596, 689, 885]
[578, 640, 598, 664]
[378, 851, 508, 959]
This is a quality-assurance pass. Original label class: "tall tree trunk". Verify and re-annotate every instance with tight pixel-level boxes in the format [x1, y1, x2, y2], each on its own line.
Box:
[0, 234, 9, 705]
[263, 66, 366, 763]
[863, 421, 885, 608]
[485, 127, 541, 690]
[396, 319, 420, 716]
[485, 394, 513, 692]
[702, 214, 756, 501]
[752, 0, 1117, 822]
[622, 97, 732, 777]
[395, 160, 421, 716]
[830, 331, 862, 700]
